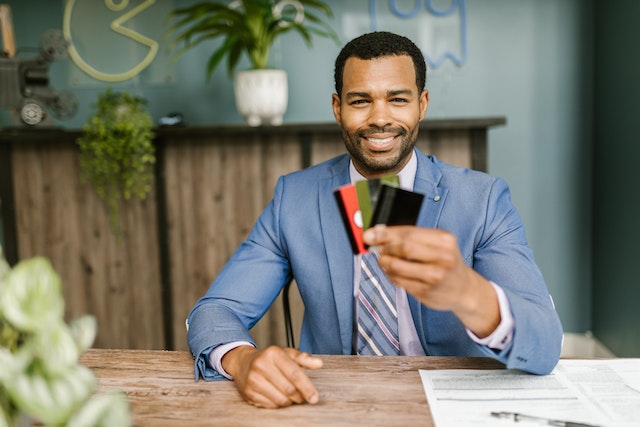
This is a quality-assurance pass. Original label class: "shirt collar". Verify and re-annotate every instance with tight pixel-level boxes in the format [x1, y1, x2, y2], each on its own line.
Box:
[349, 149, 417, 190]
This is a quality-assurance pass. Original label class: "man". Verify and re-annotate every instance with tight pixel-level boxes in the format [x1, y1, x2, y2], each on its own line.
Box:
[187, 31, 563, 409]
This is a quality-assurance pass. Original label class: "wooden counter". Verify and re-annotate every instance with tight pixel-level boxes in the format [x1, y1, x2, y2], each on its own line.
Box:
[0, 118, 506, 351]
[79, 348, 505, 426]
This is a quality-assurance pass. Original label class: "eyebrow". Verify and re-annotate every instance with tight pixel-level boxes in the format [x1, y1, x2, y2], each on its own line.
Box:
[344, 89, 414, 100]
[387, 89, 414, 97]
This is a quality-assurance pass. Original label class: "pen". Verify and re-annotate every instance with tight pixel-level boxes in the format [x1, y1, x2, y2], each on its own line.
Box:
[490, 411, 602, 427]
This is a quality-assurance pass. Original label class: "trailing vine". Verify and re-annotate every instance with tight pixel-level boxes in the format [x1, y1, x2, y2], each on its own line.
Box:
[76, 89, 155, 239]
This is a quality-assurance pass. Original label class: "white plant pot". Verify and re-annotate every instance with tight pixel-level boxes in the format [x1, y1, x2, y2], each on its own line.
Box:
[234, 69, 288, 127]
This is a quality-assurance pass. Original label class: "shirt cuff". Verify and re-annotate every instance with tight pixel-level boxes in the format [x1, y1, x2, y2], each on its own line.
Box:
[208, 341, 255, 380]
[466, 282, 514, 350]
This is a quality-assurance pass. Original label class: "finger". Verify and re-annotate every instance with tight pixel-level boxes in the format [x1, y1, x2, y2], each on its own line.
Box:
[267, 365, 308, 405]
[246, 348, 317, 406]
[254, 348, 311, 405]
[365, 225, 421, 256]
[363, 224, 390, 246]
[290, 350, 324, 370]
[238, 347, 304, 408]
[242, 375, 296, 409]
[280, 349, 322, 404]
[382, 231, 457, 266]
[379, 253, 449, 283]
[364, 224, 423, 244]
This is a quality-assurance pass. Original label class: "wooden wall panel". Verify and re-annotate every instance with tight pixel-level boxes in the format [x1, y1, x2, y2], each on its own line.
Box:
[419, 129, 473, 169]
[164, 133, 303, 351]
[11, 140, 165, 350]
[310, 133, 347, 165]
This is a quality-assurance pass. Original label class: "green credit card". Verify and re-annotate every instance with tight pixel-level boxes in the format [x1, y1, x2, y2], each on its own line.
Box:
[355, 174, 400, 230]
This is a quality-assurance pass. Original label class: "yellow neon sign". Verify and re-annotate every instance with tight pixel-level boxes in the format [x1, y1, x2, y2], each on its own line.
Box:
[63, 0, 159, 82]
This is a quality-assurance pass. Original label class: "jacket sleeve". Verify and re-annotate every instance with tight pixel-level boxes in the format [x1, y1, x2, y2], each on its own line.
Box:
[470, 176, 563, 375]
[186, 176, 292, 381]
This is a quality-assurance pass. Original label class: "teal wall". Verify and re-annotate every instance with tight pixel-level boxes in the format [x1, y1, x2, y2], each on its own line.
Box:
[592, 0, 640, 357]
[1, 1, 598, 337]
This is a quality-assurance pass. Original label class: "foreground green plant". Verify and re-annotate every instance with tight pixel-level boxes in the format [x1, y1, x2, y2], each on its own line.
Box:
[76, 89, 155, 238]
[0, 246, 132, 427]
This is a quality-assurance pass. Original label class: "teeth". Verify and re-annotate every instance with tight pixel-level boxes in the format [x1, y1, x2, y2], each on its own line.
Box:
[367, 136, 394, 144]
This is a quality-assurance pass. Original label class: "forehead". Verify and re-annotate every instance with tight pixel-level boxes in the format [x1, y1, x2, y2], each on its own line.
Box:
[342, 55, 417, 93]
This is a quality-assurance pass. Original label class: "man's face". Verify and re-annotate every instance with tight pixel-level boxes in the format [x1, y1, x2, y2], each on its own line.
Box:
[332, 55, 429, 179]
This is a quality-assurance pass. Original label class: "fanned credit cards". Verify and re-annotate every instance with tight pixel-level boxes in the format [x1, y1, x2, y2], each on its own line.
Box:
[334, 174, 425, 254]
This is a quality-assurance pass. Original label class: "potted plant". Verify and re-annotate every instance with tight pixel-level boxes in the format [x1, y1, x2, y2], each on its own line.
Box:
[166, 0, 340, 126]
[76, 89, 155, 239]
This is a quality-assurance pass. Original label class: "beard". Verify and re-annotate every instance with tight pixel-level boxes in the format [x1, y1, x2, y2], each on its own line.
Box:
[341, 125, 419, 177]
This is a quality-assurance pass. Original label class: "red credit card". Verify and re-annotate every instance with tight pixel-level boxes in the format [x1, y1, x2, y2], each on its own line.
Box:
[334, 183, 367, 254]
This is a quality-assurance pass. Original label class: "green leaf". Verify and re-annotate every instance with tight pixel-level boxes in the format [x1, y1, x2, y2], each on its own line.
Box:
[66, 391, 132, 427]
[165, 0, 341, 78]
[0, 258, 64, 333]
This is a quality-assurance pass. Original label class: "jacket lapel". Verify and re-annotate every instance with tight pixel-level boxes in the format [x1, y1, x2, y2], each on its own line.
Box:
[409, 151, 450, 354]
[413, 150, 448, 229]
[318, 155, 355, 353]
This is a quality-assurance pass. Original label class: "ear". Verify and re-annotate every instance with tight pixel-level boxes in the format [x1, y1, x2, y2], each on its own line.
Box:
[331, 93, 342, 125]
[418, 89, 429, 120]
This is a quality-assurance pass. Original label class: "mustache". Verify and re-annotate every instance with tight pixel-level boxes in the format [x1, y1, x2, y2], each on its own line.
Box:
[358, 126, 407, 138]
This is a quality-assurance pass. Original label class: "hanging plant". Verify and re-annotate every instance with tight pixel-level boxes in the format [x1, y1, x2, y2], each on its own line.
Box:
[76, 89, 156, 238]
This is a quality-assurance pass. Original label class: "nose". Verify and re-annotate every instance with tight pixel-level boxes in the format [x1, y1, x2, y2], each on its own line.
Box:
[368, 100, 392, 128]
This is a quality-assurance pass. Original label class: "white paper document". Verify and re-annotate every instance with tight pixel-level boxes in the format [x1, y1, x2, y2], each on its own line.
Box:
[419, 359, 640, 427]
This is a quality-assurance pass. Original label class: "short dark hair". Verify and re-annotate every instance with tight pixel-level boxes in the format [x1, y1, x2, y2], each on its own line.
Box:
[334, 31, 427, 97]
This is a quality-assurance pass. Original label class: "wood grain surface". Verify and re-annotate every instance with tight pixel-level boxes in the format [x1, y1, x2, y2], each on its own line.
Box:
[80, 348, 505, 427]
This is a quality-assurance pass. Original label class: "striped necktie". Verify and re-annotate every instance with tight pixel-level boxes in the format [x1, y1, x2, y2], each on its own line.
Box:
[356, 251, 400, 355]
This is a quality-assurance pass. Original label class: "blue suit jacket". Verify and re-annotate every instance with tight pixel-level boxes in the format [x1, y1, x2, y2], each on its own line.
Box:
[187, 150, 563, 380]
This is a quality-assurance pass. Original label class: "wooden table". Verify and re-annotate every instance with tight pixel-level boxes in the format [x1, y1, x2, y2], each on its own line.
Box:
[80, 349, 505, 426]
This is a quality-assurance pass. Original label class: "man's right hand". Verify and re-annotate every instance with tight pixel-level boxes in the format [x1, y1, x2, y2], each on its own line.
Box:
[221, 345, 323, 409]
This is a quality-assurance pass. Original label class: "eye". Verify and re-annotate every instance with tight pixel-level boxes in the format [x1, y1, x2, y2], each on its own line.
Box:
[350, 99, 370, 106]
[390, 97, 409, 104]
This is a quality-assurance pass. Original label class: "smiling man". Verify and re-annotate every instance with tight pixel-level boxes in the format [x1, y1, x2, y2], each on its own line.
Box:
[186, 31, 563, 409]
